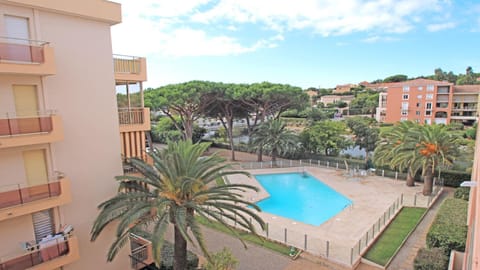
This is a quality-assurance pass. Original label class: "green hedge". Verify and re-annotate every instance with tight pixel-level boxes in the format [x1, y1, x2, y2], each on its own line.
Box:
[426, 198, 468, 255]
[413, 248, 449, 270]
[440, 170, 472, 187]
[454, 187, 470, 201]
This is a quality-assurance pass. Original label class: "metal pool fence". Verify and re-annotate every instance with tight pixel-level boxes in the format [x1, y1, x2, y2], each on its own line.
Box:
[229, 158, 443, 267]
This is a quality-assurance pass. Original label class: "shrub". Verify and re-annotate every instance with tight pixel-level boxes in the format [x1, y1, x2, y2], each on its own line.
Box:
[426, 198, 468, 255]
[413, 248, 448, 270]
[440, 170, 471, 187]
[204, 248, 238, 270]
[454, 187, 470, 201]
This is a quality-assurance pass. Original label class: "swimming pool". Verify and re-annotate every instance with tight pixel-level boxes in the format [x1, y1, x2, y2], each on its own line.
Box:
[254, 172, 352, 226]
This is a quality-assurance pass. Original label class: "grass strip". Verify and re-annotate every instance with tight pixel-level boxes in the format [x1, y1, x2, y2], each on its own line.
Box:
[196, 216, 291, 256]
[363, 207, 426, 266]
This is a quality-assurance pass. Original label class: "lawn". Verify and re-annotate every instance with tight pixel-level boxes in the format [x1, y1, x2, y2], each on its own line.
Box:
[196, 216, 291, 256]
[363, 207, 426, 266]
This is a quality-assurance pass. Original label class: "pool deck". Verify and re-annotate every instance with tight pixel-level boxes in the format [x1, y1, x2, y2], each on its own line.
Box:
[226, 166, 433, 266]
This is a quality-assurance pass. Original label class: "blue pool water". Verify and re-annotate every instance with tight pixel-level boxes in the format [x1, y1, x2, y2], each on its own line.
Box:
[255, 173, 352, 226]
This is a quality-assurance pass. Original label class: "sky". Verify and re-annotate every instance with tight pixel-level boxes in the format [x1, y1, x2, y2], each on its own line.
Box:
[111, 0, 480, 89]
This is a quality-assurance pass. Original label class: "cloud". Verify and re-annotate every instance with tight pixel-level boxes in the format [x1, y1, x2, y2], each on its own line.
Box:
[111, 0, 453, 57]
[426, 22, 456, 32]
[161, 28, 275, 56]
[362, 36, 399, 43]
[190, 0, 449, 36]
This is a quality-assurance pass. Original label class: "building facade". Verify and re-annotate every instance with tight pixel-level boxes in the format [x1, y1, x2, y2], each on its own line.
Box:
[0, 1, 149, 269]
[375, 79, 480, 125]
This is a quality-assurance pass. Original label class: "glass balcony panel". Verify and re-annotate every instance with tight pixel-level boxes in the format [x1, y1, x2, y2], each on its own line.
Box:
[0, 37, 47, 63]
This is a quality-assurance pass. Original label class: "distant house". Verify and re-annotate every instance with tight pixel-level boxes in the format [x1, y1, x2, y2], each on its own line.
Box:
[334, 84, 357, 93]
[320, 95, 354, 106]
[305, 89, 319, 106]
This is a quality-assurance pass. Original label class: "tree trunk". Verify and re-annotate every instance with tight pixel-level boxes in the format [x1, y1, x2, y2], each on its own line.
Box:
[422, 165, 433, 195]
[173, 225, 188, 270]
[226, 118, 235, 161]
[272, 150, 277, 167]
[257, 147, 263, 162]
[406, 168, 415, 187]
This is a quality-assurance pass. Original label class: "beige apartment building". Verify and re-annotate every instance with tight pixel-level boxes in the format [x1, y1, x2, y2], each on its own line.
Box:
[375, 79, 480, 125]
[0, 1, 149, 269]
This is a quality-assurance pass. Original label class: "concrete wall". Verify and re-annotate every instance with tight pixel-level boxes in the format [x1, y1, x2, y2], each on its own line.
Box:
[0, 1, 130, 269]
[38, 9, 129, 270]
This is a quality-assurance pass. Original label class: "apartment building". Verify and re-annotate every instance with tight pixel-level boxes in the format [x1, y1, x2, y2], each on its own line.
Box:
[451, 85, 480, 126]
[0, 1, 150, 269]
[464, 143, 480, 270]
[374, 79, 480, 125]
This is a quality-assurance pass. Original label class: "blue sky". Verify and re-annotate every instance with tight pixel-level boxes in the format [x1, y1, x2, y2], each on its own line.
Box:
[111, 0, 480, 89]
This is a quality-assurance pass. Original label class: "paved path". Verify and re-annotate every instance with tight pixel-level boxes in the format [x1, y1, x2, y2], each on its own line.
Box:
[386, 188, 453, 270]
[165, 225, 292, 270]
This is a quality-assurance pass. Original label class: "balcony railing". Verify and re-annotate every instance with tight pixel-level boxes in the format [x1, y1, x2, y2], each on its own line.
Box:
[130, 234, 154, 270]
[0, 234, 77, 269]
[0, 176, 71, 221]
[437, 87, 450, 94]
[114, 54, 141, 74]
[0, 111, 56, 137]
[118, 108, 145, 125]
[0, 179, 62, 210]
[0, 37, 48, 63]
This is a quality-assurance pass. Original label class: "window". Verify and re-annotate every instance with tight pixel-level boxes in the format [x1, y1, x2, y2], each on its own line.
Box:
[425, 118, 431, 124]
[425, 111, 432, 116]
[416, 111, 420, 115]
[400, 117, 408, 121]
[401, 110, 408, 116]
[426, 102, 432, 109]
[418, 86, 423, 91]
[403, 86, 410, 92]
[427, 85, 434, 91]
[402, 102, 409, 110]
[416, 103, 420, 108]
[403, 94, 409, 100]
[417, 95, 422, 99]
[426, 94, 433, 100]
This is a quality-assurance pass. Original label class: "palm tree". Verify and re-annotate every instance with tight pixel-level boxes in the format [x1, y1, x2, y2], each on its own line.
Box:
[410, 124, 461, 195]
[374, 121, 419, 186]
[250, 119, 298, 166]
[91, 140, 265, 270]
[374, 122, 461, 194]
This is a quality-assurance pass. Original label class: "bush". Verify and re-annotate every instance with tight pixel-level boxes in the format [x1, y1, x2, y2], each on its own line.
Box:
[204, 248, 238, 270]
[426, 198, 468, 255]
[440, 170, 471, 187]
[413, 248, 448, 270]
[454, 187, 470, 201]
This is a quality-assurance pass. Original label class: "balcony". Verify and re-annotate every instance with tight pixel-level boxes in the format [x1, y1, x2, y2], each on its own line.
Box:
[130, 234, 154, 270]
[0, 235, 79, 270]
[0, 112, 64, 149]
[118, 107, 151, 132]
[437, 86, 450, 94]
[0, 37, 55, 76]
[0, 177, 72, 222]
[114, 54, 147, 82]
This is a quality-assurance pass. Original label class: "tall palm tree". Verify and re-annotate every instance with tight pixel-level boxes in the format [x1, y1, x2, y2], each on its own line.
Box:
[374, 122, 461, 194]
[374, 121, 419, 186]
[91, 141, 265, 270]
[410, 124, 461, 195]
[250, 119, 298, 166]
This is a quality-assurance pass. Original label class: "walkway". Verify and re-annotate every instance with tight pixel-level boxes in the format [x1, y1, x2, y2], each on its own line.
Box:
[386, 188, 453, 270]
